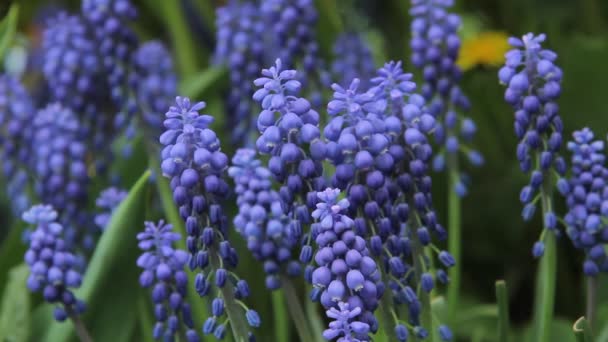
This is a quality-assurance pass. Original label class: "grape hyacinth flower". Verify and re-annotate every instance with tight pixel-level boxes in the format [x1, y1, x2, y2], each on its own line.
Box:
[23, 205, 86, 321]
[331, 32, 375, 89]
[499, 33, 565, 242]
[410, 0, 481, 195]
[499, 32, 564, 342]
[253, 59, 327, 278]
[324, 62, 454, 340]
[32, 103, 92, 251]
[0, 75, 35, 215]
[42, 12, 114, 173]
[229, 148, 298, 289]
[137, 220, 200, 341]
[563, 128, 608, 276]
[94, 187, 128, 231]
[310, 189, 380, 341]
[260, 0, 329, 107]
[133, 41, 177, 143]
[214, 0, 266, 146]
[160, 97, 259, 339]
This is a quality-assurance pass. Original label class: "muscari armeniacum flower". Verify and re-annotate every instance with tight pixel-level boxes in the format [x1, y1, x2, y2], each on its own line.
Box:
[137, 220, 200, 341]
[253, 59, 327, 282]
[94, 187, 128, 231]
[229, 148, 299, 289]
[331, 31, 375, 89]
[133, 40, 177, 146]
[310, 188, 380, 341]
[0, 74, 35, 215]
[160, 97, 260, 339]
[324, 61, 454, 339]
[499, 33, 565, 252]
[563, 128, 608, 276]
[23, 204, 86, 321]
[32, 103, 93, 252]
[410, 0, 482, 197]
[215, 0, 266, 146]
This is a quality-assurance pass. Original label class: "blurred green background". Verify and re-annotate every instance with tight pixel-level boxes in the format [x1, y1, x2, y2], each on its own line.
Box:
[2, 0, 608, 341]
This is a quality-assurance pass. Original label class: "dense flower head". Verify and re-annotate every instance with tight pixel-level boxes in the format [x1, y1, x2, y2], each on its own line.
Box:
[133, 41, 177, 141]
[137, 220, 199, 341]
[410, 0, 481, 197]
[94, 187, 127, 231]
[310, 189, 380, 341]
[0, 75, 35, 215]
[32, 103, 92, 250]
[563, 128, 608, 276]
[253, 59, 327, 278]
[331, 32, 375, 89]
[23, 204, 86, 321]
[324, 61, 453, 336]
[82, 0, 139, 143]
[215, 0, 266, 146]
[160, 97, 258, 338]
[229, 148, 299, 289]
[42, 12, 114, 173]
[499, 33, 565, 224]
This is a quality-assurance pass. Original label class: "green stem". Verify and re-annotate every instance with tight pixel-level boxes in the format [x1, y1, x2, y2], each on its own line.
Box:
[573, 317, 594, 342]
[271, 290, 289, 342]
[533, 180, 556, 342]
[157, 1, 200, 77]
[586, 277, 598, 331]
[446, 155, 461, 323]
[66, 307, 93, 342]
[495, 280, 510, 342]
[282, 278, 315, 342]
[378, 275, 397, 342]
[208, 248, 250, 342]
[412, 213, 434, 341]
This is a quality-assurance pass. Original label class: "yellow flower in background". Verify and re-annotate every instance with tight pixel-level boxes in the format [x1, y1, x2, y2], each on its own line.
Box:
[458, 31, 510, 71]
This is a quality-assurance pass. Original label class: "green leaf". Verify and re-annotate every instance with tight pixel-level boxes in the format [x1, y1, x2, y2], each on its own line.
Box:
[0, 264, 30, 342]
[0, 221, 26, 296]
[43, 170, 151, 342]
[0, 4, 19, 63]
[271, 291, 289, 342]
[179, 67, 228, 99]
[496, 280, 511, 342]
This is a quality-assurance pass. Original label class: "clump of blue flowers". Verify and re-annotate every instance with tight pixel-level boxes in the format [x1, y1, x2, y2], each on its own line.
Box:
[311, 188, 380, 341]
[0, 75, 35, 215]
[563, 128, 608, 276]
[94, 187, 127, 231]
[137, 220, 200, 341]
[160, 96, 259, 339]
[499, 33, 565, 250]
[23, 205, 86, 321]
[331, 31, 375, 89]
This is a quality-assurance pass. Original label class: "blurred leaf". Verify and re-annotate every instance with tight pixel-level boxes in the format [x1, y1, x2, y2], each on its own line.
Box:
[0, 263, 30, 342]
[0, 4, 18, 62]
[496, 280, 511, 342]
[43, 170, 151, 341]
[0, 221, 26, 295]
[137, 292, 154, 342]
[179, 66, 227, 99]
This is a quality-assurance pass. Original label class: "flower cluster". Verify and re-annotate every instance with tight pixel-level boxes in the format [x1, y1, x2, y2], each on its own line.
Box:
[499, 33, 565, 226]
[32, 103, 91, 250]
[410, 0, 481, 197]
[94, 187, 128, 231]
[253, 59, 327, 280]
[310, 189, 380, 341]
[23, 205, 85, 321]
[324, 61, 454, 339]
[215, 0, 266, 146]
[160, 97, 259, 338]
[133, 41, 177, 143]
[229, 148, 298, 289]
[137, 220, 199, 341]
[331, 32, 375, 89]
[0, 75, 35, 215]
[563, 128, 608, 276]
